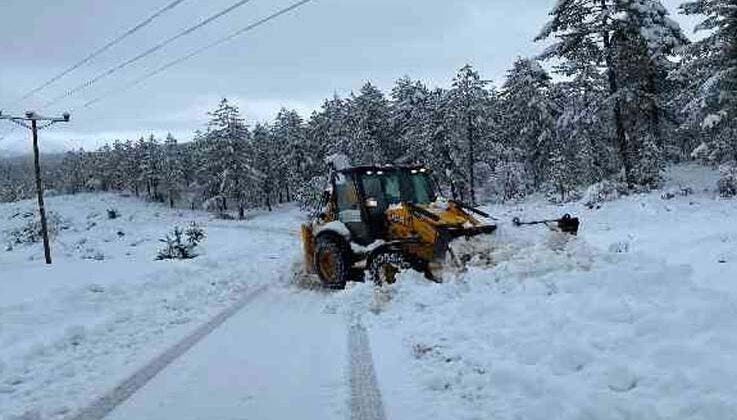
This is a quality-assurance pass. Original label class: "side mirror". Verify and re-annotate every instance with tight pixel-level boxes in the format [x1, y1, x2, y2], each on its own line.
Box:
[365, 198, 379, 208]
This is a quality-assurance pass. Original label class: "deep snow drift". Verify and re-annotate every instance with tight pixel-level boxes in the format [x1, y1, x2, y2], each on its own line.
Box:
[1, 164, 736, 420]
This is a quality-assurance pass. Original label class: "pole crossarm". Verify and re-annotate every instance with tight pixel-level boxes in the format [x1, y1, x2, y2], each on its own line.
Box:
[0, 111, 70, 123]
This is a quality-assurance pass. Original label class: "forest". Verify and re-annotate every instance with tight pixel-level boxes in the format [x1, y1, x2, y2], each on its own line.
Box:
[1, 0, 735, 211]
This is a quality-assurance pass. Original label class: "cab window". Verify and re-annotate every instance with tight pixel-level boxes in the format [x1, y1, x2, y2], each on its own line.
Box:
[335, 175, 359, 211]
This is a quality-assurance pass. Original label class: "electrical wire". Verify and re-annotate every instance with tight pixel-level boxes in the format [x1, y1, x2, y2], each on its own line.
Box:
[44, 0, 260, 109]
[81, 0, 314, 110]
[10, 0, 191, 108]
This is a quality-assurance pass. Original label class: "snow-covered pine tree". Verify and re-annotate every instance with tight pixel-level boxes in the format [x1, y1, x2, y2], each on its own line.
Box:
[678, 0, 737, 169]
[554, 66, 619, 184]
[59, 149, 88, 194]
[162, 134, 186, 208]
[390, 76, 431, 163]
[201, 98, 255, 218]
[547, 135, 580, 202]
[251, 123, 278, 210]
[272, 108, 308, 202]
[448, 65, 495, 204]
[307, 95, 351, 159]
[537, 0, 687, 187]
[500, 58, 559, 188]
[345, 82, 394, 165]
[138, 135, 164, 200]
[421, 88, 467, 200]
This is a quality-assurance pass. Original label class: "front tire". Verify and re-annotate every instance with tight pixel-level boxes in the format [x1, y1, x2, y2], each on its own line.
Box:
[369, 251, 411, 286]
[314, 236, 350, 289]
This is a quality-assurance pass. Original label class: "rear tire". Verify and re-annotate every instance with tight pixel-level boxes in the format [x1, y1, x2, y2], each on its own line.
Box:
[314, 236, 350, 289]
[369, 251, 411, 286]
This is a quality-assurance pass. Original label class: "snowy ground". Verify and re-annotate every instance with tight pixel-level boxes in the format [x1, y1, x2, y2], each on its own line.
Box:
[328, 164, 737, 420]
[2, 164, 736, 420]
[0, 194, 303, 419]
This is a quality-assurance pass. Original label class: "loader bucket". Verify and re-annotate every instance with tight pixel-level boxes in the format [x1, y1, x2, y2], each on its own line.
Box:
[433, 224, 498, 260]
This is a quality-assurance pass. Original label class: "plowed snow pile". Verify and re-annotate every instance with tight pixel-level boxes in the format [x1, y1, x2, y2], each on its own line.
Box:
[328, 164, 737, 420]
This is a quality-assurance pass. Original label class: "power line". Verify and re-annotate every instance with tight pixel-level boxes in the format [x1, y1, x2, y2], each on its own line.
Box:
[44, 0, 259, 109]
[10, 0, 190, 108]
[81, 0, 314, 111]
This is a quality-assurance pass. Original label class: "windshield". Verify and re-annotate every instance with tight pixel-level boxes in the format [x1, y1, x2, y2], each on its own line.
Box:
[360, 170, 434, 212]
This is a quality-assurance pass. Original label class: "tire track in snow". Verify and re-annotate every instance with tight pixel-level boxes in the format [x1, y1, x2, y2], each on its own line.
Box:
[349, 321, 388, 420]
[66, 285, 268, 420]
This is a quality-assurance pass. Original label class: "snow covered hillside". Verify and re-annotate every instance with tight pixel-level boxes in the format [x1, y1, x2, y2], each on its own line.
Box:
[1, 164, 736, 420]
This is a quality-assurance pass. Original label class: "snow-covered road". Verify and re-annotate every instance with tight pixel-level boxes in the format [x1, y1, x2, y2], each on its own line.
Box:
[103, 287, 348, 420]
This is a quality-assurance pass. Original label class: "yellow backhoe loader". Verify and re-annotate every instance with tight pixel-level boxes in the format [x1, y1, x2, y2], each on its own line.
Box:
[301, 164, 579, 289]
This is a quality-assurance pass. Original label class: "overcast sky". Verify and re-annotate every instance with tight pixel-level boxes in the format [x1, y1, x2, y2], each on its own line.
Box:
[0, 0, 699, 155]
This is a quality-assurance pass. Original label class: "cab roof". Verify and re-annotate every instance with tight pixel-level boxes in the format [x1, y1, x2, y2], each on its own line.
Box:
[336, 164, 429, 175]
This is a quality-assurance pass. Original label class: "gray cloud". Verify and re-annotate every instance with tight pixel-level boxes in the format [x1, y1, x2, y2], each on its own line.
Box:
[0, 0, 698, 155]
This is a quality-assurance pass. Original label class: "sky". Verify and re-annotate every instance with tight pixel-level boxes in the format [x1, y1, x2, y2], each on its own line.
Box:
[0, 0, 701, 155]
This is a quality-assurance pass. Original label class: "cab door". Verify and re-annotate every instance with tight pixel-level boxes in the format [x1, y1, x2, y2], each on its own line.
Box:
[334, 172, 371, 244]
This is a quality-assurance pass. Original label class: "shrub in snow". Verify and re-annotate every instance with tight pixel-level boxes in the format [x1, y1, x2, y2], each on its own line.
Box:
[107, 208, 119, 219]
[7, 211, 68, 246]
[82, 248, 105, 261]
[581, 180, 627, 208]
[718, 162, 737, 198]
[661, 187, 693, 200]
[156, 222, 206, 260]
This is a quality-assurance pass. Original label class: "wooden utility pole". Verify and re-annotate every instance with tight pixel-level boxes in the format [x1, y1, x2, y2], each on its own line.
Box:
[0, 110, 70, 264]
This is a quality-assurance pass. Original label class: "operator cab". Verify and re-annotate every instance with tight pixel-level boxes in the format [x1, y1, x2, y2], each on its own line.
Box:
[331, 165, 436, 245]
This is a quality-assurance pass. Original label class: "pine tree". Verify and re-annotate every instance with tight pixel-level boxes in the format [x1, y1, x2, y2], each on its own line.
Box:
[162, 134, 186, 208]
[272, 108, 307, 202]
[346, 82, 394, 165]
[139, 135, 163, 200]
[678, 0, 737, 164]
[390, 76, 431, 163]
[59, 149, 88, 194]
[537, 0, 687, 187]
[201, 98, 255, 217]
[448, 65, 495, 204]
[422, 88, 466, 200]
[251, 123, 277, 211]
[500, 58, 559, 188]
[553, 68, 617, 184]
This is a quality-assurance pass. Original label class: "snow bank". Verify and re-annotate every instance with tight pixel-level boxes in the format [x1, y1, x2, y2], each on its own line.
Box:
[327, 165, 737, 419]
[329, 231, 737, 419]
